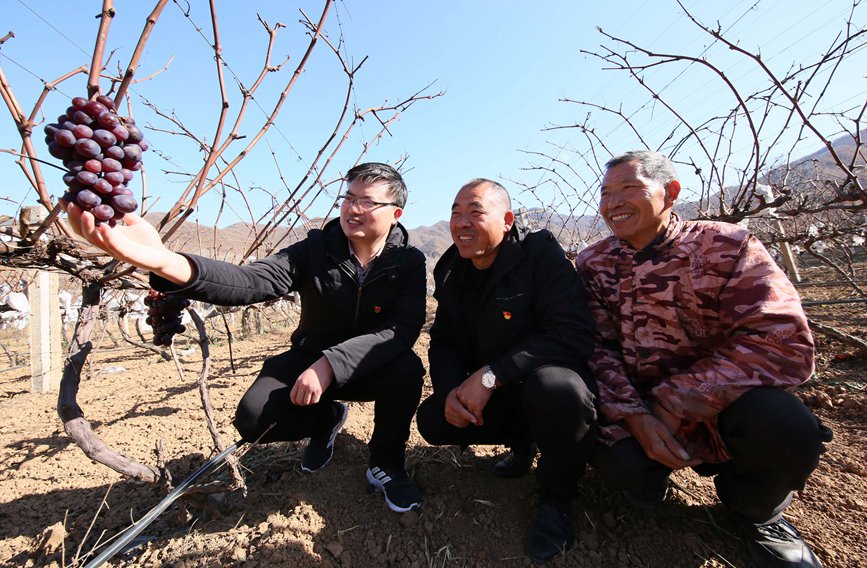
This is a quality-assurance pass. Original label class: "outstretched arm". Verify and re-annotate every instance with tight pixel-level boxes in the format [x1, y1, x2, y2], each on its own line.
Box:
[62, 201, 194, 285]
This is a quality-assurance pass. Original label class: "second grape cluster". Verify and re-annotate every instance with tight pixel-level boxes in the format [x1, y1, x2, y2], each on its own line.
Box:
[47, 94, 147, 225]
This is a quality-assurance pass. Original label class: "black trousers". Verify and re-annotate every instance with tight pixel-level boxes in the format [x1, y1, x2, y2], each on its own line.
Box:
[416, 365, 598, 501]
[233, 348, 425, 470]
[593, 387, 833, 523]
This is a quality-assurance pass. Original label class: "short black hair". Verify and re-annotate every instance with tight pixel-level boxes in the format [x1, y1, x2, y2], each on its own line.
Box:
[346, 162, 408, 208]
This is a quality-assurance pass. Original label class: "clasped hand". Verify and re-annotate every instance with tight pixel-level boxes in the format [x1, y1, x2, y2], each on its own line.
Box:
[444, 368, 493, 428]
[623, 403, 703, 470]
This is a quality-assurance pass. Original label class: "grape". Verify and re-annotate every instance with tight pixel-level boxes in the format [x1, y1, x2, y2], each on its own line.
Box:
[44, 123, 60, 137]
[74, 139, 101, 158]
[62, 173, 78, 187]
[92, 178, 113, 194]
[92, 204, 114, 221]
[72, 97, 88, 109]
[97, 111, 120, 129]
[76, 170, 98, 185]
[127, 160, 143, 172]
[138, 139, 150, 152]
[92, 129, 117, 149]
[103, 171, 124, 186]
[48, 142, 70, 160]
[120, 168, 134, 182]
[66, 160, 84, 173]
[84, 101, 108, 118]
[111, 194, 138, 213]
[76, 189, 101, 210]
[84, 159, 102, 174]
[104, 145, 124, 160]
[72, 124, 94, 140]
[111, 125, 129, 142]
[123, 144, 142, 162]
[54, 130, 76, 148]
[126, 125, 144, 144]
[110, 184, 130, 196]
[95, 94, 116, 110]
[101, 157, 122, 172]
[72, 110, 94, 125]
[143, 290, 191, 346]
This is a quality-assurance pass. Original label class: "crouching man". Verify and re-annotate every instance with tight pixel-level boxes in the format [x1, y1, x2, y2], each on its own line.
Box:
[416, 179, 598, 563]
[63, 162, 427, 513]
[576, 151, 833, 567]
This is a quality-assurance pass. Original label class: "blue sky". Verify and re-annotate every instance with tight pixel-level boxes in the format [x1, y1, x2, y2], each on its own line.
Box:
[2, 1, 864, 230]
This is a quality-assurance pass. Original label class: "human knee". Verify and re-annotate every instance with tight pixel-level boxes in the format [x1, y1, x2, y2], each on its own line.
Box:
[379, 351, 426, 391]
[720, 387, 831, 464]
[593, 438, 670, 492]
[522, 366, 596, 423]
[233, 395, 262, 443]
[415, 394, 453, 445]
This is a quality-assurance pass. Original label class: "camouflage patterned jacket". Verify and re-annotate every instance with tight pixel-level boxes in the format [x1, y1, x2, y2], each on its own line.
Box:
[575, 217, 814, 462]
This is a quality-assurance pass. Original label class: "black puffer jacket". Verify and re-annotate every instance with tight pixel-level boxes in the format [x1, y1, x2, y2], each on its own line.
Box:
[428, 223, 596, 392]
[151, 219, 426, 386]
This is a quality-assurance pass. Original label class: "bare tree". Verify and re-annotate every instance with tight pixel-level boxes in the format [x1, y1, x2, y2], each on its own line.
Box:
[514, 1, 866, 290]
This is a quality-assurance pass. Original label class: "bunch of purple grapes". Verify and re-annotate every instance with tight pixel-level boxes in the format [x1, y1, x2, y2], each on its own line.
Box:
[144, 290, 191, 347]
[45, 94, 148, 225]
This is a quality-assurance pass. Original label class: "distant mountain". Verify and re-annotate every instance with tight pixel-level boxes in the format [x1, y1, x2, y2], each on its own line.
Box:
[147, 130, 864, 265]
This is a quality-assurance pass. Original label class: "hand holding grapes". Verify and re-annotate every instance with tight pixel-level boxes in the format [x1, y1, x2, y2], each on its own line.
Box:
[63, 202, 194, 285]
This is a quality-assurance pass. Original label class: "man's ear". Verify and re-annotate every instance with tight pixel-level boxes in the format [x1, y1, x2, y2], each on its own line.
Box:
[504, 209, 515, 232]
[665, 180, 681, 205]
[392, 207, 403, 225]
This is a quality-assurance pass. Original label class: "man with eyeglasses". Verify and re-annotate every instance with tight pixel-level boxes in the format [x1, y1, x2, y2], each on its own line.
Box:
[63, 162, 427, 513]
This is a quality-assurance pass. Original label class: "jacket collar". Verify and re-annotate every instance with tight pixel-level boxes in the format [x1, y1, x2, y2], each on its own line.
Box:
[321, 218, 409, 261]
[438, 222, 528, 298]
[616, 212, 684, 258]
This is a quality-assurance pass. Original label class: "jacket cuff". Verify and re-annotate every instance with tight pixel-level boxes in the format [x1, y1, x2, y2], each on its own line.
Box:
[601, 401, 650, 424]
[149, 253, 202, 294]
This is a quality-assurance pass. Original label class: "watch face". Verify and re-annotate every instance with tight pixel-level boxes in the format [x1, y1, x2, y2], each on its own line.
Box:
[482, 372, 496, 389]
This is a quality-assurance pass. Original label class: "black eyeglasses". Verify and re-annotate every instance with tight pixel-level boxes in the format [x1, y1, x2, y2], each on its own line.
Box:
[338, 194, 399, 211]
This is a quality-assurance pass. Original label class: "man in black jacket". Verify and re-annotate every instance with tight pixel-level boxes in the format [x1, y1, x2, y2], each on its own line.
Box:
[63, 163, 427, 513]
[416, 179, 598, 562]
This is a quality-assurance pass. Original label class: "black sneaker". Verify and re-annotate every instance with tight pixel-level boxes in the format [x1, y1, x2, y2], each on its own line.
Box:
[365, 466, 422, 513]
[300, 402, 347, 473]
[526, 498, 575, 563]
[743, 518, 823, 567]
[492, 443, 537, 478]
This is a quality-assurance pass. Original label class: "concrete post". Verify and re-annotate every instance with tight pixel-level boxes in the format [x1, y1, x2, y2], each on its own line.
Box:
[756, 185, 802, 283]
[29, 269, 63, 393]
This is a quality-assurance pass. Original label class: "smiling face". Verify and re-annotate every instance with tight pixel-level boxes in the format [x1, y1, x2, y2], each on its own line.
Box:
[600, 160, 680, 250]
[339, 180, 402, 245]
[449, 181, 514, 270]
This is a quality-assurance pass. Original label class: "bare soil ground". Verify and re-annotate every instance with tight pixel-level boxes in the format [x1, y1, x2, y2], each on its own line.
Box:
[0, 284, 865, 567]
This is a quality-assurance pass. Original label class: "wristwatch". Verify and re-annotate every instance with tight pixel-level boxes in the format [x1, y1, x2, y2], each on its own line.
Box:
[481, 365, 498, 390]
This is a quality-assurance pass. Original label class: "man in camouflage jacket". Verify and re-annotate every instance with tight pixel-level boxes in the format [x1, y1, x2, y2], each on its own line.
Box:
[576, 150, 832, 568]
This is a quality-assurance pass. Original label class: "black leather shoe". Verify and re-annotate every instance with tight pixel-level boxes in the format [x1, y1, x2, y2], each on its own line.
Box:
[492, 444, 537, 478]
[526, 498, 575, 563]
[743, 518, 823, 567]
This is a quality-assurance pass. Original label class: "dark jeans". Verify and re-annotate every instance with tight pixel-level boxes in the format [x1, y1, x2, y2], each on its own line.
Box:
[593, 387, 833, 523]
[234, 348, 425, 470]
[416, 365, 598, 501]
